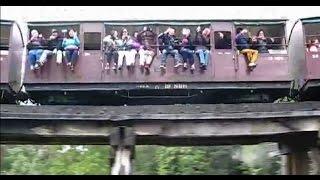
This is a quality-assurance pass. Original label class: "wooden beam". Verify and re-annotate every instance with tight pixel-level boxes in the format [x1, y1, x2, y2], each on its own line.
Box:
[1, 103, 319, 145]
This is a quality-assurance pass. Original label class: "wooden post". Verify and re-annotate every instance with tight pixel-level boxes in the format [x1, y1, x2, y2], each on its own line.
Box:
[279, 142, 312, 175]
[309, 147, 320, 175]
[109, 127, 135, 175]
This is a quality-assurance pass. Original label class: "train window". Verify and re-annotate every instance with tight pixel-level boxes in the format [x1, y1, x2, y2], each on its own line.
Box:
[0, 25, 11, 50]
[304, 23, 320, 49]
[27, 25, 80, 40]
[214, 31, 232, 49]
[84, 32, 101, 50]
[235, 23, 287, 53]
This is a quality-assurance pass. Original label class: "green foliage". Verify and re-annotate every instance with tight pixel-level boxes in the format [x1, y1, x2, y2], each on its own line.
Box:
[1, 144, 281, 175]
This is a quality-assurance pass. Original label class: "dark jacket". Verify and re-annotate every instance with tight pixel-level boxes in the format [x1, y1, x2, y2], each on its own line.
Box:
[252, 38, 276, 53]
[27, 37, 46, 50]
[47, 36, 63, 51]
[158, 33, 179, 51]
[235, 33, 251, 51]
[180, 35, 194, 50]
[194, 32, 210, 50]
[138, 30, 156, 51]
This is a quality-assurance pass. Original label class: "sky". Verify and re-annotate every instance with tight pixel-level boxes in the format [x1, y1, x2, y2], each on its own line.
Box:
[1, 6, 319, 22]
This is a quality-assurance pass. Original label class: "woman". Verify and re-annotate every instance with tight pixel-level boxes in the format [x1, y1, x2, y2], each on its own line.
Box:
[117, 28, 137, 70]
[62, 28, 80, 70]
[26, 29, 46, 70]
[180, 28, 195, 71]
[252, 29, 275, 53]
[194, 26, 211, 70]
[103, 30, 119, 70]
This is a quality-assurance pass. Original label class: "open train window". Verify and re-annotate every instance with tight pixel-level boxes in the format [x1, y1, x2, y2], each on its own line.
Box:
[234, 21, 287, 54]
[303, 22, 320, 52]
[84, 32, 101, 50]
[157, 23, 211, 51]
[0, 24, 11, 50]
[214, 31, 232, 49]
[27, 23, 80, 41]
[104, 23, 157, 50]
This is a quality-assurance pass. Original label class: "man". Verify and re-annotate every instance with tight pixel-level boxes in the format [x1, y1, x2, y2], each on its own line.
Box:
[158, 27, 182, 70]
[235, 28, 259, 68]
[26, 29, 46, 70]
[137, 26, 157, 72]
[38, 29, 63, 66]
[194, 26, 211, 70]
[102, 30, 119, 70]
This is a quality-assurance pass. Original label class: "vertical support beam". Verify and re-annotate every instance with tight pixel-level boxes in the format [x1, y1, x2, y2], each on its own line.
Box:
[109, 127, 135, 175]
[279, 142, 312, 175]
[309, 147, 320, 175]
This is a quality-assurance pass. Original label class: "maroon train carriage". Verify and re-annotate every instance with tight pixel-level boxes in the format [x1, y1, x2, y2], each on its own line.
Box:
[289, 17, 320, 101]
[2, 19, 293, 105]
[0, 20, 28, 103]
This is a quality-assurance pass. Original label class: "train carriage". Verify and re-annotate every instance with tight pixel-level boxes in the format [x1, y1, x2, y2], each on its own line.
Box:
[0, 18, 298, 105]
[289, 16, 320, 100]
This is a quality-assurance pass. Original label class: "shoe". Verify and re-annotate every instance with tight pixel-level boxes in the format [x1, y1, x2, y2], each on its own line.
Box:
[105, 63, 110, 70]
[183, 63, 188, 69]
[174, 62, 183, 68]
[67, 62, 71, 66]
[34, 63, 40, 70]
[30, 65, 35, 70]
[70, 65, 74, 71]
[160, 64, 166, 69]
[112, 66, 116, 70]
[248, 63, 256, 67]
[190, 64, 195, 70]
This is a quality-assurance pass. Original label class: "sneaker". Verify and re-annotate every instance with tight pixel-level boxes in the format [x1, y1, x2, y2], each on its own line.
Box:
[118, 66, 122, 70]
[105, 63, 110, 70]
[183, 63, 188, 69]
[70, 65, 74, 71]
[190, 64, 195, 70]
[34, 63, 40, 70]
[67, 62, 71, 66]
[174, 62, 183, 68]
[160, 64, 166, 69]
[112, 66, 117, 70]
[30, 65, 35, 70]
[248, 62, 256, 67]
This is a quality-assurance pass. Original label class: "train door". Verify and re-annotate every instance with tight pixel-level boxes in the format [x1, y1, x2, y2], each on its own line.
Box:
[303, 18, 320, 80]
[211, 22, 236, 81]
[77, 23, 104, 82]
[235, 21, 290, 82]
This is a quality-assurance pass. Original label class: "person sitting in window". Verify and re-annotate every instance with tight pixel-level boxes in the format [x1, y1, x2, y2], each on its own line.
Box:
[137, 26, 156, 72]
[62, 28, 80, 71]
[194, 26, 211, 70]
[215, 32, 231, 49]
[26, 29, 46, 70]
[158, 27, 182, 70]
[180, 28, 195, 71]
[307, 38, 319, 52]
[38, 29, 64, 66]
[252, 29, 275, 53]
[116, 28, 137, 70]
[103, 30, 119, 70]
[235, 28, 259, 68]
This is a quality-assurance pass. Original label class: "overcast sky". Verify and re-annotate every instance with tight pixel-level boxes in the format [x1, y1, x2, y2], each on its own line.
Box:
[1, 6, 319, 22]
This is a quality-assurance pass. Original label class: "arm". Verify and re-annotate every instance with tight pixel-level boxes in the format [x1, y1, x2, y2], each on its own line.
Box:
[74, 37, 80, 46]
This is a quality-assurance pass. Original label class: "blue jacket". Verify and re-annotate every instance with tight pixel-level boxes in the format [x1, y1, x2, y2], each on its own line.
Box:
[235, 34, 250, 51]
